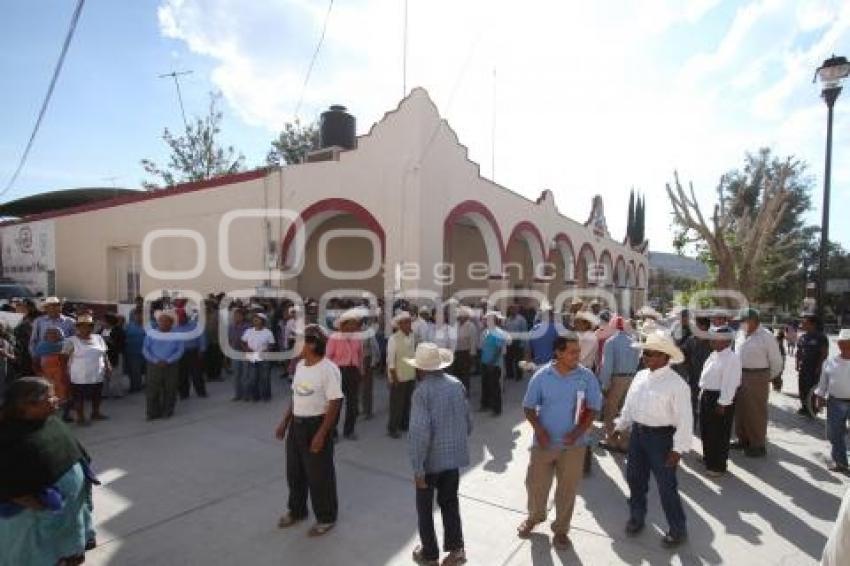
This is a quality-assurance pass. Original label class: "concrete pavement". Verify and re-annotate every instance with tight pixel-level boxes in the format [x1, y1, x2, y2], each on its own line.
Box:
[80, 353, 847, 565]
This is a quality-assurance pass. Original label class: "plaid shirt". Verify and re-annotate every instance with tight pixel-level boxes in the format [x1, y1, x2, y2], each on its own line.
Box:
[409, 370, 472, 475]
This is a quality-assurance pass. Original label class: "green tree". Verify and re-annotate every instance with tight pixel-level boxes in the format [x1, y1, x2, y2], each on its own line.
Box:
[267, 119, 320, 166]
[626, 189, 635, 244]
[141, 91, 245, 189]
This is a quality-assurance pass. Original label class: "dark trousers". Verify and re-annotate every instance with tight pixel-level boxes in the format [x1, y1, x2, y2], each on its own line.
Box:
[204, 343, 223, 380]
[286, 416, 338, 524]
[454, 351, 471, 396]
[335, 366, 360, 437]
[505, 342, 523, 381]
[416, 469, 464, 561]
[245, 360, 271, 400]
[798, 371, 818, 411]
[480, 364, 502, 415]
[178, 349, 206, 398]
[146, 362, 179, 418]
[360, 364, 374, 417]
[388, 380, 415, 434]
[626, 424, 687, 537]
[125, 352, 145, 392]
[699, 390, 735, 472]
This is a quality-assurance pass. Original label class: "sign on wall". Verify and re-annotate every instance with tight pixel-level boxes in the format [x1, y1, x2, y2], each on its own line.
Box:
[0, 220, 56, 296]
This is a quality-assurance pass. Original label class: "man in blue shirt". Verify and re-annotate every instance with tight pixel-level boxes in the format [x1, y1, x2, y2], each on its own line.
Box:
[142, 311, 185, 419]
[517, 334, 603, 549]
[408, 343, 471, 566]
[598, 316, 640, 451]
[479, 311, 511, 416]
[174, 311, 208, 399]
[526, 306, 559, 366]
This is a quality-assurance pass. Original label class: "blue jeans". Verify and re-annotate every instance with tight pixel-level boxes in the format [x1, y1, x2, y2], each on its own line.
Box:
[231, 359, 246, 399]
[827, 397, 850, 467]
[245, 360, 271, 401]
[626, 425, 687, 537]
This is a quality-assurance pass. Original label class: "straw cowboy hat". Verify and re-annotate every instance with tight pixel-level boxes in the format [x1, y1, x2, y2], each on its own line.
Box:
[43, 296, 62, 306]
[570, 297, 584, 307]
[632, 330, 685, 364]
[838, 329, 850, 342]
[404, 342, 454, 371]
[75, 314, 95, 326]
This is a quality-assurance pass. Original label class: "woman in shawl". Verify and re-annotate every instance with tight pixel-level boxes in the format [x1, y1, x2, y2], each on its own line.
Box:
[0, 376, 99, 565]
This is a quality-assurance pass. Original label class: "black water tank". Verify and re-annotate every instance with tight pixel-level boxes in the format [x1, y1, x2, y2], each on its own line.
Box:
[319, 105, 356, 150]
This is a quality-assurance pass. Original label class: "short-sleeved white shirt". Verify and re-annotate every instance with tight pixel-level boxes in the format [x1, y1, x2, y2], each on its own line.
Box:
[291, 358, 344, 417]
[63, 334, 108, 385]
[241, 328, 275, 352]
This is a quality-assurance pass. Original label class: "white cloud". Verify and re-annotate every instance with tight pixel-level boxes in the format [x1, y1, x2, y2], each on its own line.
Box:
[157, 0, 850, 251]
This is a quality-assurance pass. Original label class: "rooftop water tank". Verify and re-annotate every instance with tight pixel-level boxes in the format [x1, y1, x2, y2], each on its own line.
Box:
[319, 105, 356, 150]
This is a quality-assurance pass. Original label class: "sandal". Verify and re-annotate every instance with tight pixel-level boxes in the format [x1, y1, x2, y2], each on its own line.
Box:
[277, 513, 304, 528]
[307, 522, 335, 537]
[517, 519, 538, 538]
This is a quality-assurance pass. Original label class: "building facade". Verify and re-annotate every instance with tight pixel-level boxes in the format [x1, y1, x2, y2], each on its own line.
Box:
[0, 88, 649, 314]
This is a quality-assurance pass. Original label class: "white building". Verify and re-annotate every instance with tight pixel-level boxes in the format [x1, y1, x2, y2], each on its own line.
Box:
[0, 88, 649, 313]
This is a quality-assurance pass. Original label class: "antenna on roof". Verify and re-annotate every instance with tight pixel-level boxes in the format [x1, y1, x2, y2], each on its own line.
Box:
[158, 70, 193, 132]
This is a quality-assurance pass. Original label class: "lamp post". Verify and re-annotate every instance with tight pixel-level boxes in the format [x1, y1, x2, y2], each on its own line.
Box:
[813, 55, 850, 322]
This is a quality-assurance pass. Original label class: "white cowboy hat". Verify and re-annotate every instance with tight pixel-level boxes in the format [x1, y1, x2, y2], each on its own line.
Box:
[418, 305, 432, 315]
[570, 297, 584, 306]
[636, 305, 661, 319]
[632, 330, 685, 364]
[574, 311, 599, 327]
[154, 309, 177, 321]
[43, 296, 61, 305]
[457, 306, 473, 318]
[393, 311, 412, 324]
[338, 308, 366, 324]
[484, 310, 504, 320]
[838, 329, 850, 342]
[403, 342, 454, 371]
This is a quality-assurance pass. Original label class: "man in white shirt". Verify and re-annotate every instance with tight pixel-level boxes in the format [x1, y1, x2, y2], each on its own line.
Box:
[612, 331, 692, 548]
[412, 306, 436, 346]
[454, 307, 478, 396]
[732, 308, 783, 458]
[698, 326, 742, 477]
[814, 329, 850, 472]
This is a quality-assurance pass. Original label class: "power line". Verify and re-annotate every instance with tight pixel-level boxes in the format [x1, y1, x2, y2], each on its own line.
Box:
[1, 0, 86, 198]
[294, 0, 334, 120]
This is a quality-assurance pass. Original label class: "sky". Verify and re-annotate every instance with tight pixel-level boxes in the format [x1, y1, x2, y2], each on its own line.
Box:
[1, 0, 849, 254]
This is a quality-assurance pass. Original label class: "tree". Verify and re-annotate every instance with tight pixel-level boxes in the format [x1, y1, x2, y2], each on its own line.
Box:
[141, 91, 245, 190]
[666, 149, 807, 303]
[635, 195, 645, 244]
[266, 119, 319, 166]
[626, 189, 635, 244]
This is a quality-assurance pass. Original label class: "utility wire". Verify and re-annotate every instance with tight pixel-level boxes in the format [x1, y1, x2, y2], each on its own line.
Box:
[2, 0, 86, 198]
[293, 0, 334, 120]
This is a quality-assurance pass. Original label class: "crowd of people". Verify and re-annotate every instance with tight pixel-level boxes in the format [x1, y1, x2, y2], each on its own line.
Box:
[0, 291, 848, 565]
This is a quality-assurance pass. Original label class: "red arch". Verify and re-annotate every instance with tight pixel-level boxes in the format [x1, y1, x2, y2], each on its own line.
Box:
[505, 221, 546, 262]
[548, 233, 575, 262]
[637, 263, 647, 289]
[281, 198, 386, 265]
[614, 255, 626, 286]
[444, 200, 506, 258]
[576, 243, 597, 271]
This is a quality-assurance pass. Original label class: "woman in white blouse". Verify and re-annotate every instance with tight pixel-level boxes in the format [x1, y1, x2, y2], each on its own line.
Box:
[63, 314, 112, 425]
[698, 326, 741, 477]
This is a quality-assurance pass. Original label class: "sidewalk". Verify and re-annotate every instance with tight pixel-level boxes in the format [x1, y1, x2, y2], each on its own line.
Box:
[82, 355, 846, 565]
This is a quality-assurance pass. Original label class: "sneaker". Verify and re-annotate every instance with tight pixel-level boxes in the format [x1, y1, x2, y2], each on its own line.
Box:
[797, 407, 812, 417]
[828, 462, 849, 473]
[705, 469, 725, 478]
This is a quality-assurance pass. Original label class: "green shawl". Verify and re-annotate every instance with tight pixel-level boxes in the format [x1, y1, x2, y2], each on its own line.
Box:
[0, 415, 89, 500]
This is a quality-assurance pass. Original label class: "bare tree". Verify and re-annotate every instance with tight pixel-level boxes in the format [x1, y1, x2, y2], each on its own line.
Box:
[666, 160, 794, 301]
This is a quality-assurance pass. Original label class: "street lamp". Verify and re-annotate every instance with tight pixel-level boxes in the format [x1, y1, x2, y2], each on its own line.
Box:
[813, 55, 850, 323]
